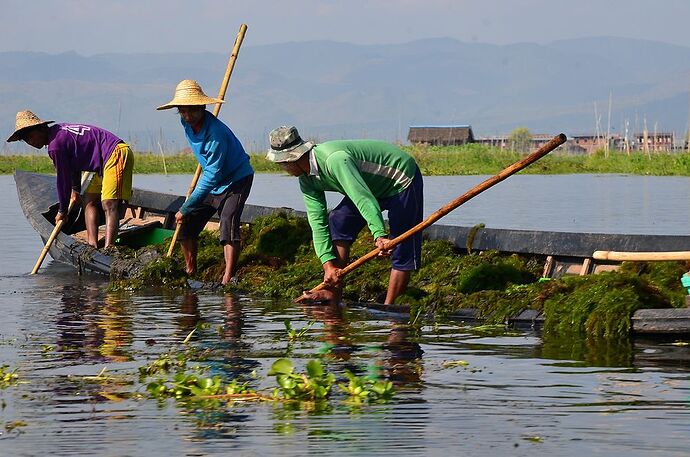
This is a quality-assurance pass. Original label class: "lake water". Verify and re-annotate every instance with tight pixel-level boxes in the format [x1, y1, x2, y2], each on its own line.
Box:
[1, 173, 689, 456]
[140, 173, 690, 235]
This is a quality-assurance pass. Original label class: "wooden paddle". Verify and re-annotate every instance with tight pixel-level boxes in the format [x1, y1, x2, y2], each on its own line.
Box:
[295, 133, 567, 302]
[30, 171, 94, 274]
[166, 23, 248, 257]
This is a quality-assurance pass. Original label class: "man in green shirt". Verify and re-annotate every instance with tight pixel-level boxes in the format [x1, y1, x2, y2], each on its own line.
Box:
[266, 126, 424, 305]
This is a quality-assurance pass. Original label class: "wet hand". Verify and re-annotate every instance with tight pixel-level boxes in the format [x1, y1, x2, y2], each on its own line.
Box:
[322, 261, 342, 286]
[376, 237, 392, 256]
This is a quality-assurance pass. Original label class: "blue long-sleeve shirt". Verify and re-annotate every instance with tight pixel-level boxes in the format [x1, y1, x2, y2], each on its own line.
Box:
[180, 111, 253, 214]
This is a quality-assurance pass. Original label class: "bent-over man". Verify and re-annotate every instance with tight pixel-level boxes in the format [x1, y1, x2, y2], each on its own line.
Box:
[8, 110, 133, 248]
[266, 126, 423, 305]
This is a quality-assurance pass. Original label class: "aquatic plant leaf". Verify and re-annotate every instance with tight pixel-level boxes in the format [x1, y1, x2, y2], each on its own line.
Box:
[306, 360, 324, 378]
[318, 342, 335, 354]
[278, 377, 296, 390]
[198, 377, 214, 390]
[268, 358, 294, 376]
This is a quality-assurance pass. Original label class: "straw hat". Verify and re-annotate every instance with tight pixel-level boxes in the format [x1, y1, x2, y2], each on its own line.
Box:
[7, 110, 54, 142]
[157, 79, 224, 110]
[266, 126, 314, 163]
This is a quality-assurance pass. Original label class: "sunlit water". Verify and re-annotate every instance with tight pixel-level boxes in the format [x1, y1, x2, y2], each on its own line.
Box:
[1, 174, 689, 456]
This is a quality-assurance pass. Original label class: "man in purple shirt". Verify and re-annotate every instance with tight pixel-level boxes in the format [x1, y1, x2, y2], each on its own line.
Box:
[8, 110, 134, 248]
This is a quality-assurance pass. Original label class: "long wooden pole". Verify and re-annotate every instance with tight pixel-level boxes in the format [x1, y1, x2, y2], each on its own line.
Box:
[296, 133, 567, 301]
[166, 23, 248, 257]
[31, 171, 93, 274]
[593, 250, 690, 261]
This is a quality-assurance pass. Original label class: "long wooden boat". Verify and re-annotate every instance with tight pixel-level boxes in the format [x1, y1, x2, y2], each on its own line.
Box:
[15, 170, 690, 334]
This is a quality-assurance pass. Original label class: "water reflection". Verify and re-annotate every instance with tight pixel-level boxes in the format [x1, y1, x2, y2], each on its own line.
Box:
[222, 294, 246, 346]
[538, 333, 690, 369]
[151, 291, 258, 441]
[301, 304, 424, 387]
[55, 284, 133, 362]
[301, 303, 355, 360]
[384, 324, 424, 385]
[539, 334, 634, 367]
[177, 291, 201, 337]
[216, 294, 258, 377]
[98, 291, 134, 362]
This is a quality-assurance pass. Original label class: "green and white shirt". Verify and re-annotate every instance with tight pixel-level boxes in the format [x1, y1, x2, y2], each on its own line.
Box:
[298, 140, 418, 264]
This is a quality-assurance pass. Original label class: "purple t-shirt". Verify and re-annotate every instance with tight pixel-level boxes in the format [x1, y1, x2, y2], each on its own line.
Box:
[47, 124, 123, 213]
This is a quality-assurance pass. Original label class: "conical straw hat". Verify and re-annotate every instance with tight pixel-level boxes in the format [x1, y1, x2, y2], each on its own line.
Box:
[157, 79, 224, 110]
[7, 110, 54, 142]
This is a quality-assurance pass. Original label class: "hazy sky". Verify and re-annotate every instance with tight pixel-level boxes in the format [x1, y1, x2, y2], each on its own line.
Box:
[3, 0, 690, 54]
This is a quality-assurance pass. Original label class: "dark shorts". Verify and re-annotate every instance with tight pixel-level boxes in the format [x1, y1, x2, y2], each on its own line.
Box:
[179, 174, 253, 245]
[328, 168, 423, 271]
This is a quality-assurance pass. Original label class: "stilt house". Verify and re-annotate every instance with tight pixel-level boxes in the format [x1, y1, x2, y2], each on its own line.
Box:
[407, 125, 474, 146]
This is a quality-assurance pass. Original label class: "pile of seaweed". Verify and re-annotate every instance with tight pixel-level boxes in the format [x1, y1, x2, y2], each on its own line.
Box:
[110, 212, 689, 340]
[108, 245, 188, 290]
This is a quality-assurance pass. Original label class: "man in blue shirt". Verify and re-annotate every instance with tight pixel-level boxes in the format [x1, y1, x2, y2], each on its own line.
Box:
[158, 80, 254, 285]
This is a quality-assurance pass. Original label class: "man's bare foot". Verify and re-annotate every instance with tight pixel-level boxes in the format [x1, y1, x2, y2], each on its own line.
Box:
[222, 276, 239, 286]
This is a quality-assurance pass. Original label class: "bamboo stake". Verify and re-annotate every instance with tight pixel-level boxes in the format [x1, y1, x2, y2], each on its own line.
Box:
[296, 133, 567, 302]
[31, 171, 93, 274]
[166, 23, 248, 257]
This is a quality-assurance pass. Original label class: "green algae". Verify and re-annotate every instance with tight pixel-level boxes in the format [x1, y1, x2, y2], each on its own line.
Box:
[109, 244, 188, 291]
[540, 272, 670, 338]
[242, 212, 312, 262]
[107, 213, 689, 341]
[230, 213, 334, 298]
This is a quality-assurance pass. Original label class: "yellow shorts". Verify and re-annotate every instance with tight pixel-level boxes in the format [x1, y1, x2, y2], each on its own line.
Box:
[86, 143, 134, 200]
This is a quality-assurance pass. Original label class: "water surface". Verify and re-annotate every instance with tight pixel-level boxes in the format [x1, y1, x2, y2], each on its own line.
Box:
[143, 173, 690, 235]
[1, 174, 689, 456]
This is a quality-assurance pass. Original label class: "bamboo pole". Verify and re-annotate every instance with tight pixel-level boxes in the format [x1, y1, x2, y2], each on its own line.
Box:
[166, 23, 248, 257]
[295, 133, 567, 302]
[593, 250, 690, 261]
[31, 171, 93, 274]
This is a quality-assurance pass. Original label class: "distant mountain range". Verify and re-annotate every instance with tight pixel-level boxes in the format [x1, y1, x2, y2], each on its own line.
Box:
[2, 36, 689, 153]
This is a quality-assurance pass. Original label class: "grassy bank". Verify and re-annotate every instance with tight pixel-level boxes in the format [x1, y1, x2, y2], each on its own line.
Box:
[3, 144, 690, 175]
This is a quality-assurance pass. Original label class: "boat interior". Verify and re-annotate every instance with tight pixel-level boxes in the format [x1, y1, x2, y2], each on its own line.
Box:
[41, 201, 218, 250]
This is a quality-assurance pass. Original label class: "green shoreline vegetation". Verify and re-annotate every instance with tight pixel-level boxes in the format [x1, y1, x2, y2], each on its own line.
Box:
[3, 143, 690, 175]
